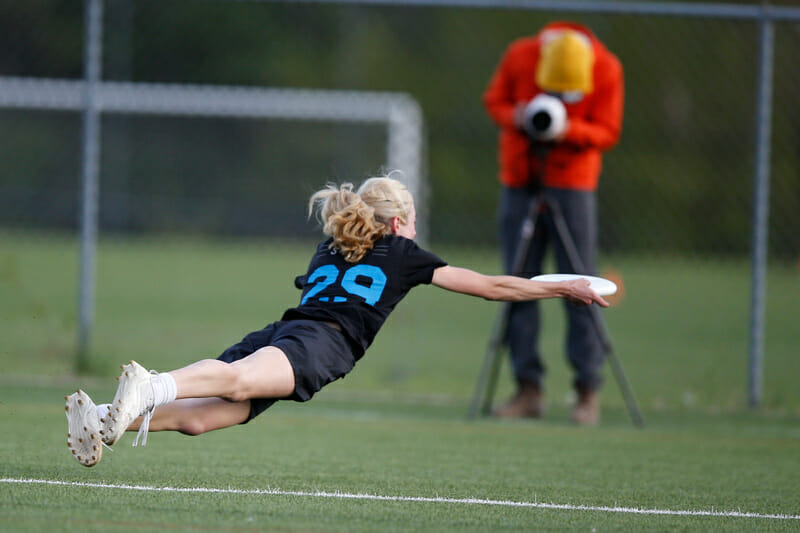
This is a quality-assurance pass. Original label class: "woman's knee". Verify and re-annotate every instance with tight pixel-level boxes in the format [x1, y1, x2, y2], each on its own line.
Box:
[221, 366, 255, 402]
[177, 419, 208, 436]
[149, 406, 211, 436]
[225, 347, 296, 400]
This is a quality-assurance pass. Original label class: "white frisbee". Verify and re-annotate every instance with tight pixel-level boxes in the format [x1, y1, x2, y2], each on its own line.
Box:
[531, 273, 618, 296]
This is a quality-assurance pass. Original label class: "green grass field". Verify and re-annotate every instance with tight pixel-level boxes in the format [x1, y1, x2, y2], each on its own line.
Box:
[1, 232, 799, 531]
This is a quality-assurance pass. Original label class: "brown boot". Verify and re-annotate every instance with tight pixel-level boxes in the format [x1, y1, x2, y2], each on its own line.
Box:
[493, 383, 544, 419]
[571, 387, 600, 426]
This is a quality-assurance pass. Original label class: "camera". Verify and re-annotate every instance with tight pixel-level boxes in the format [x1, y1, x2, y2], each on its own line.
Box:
[522, 93, 567, 141]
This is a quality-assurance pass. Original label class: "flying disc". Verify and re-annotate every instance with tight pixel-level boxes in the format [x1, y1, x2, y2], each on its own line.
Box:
[531, 273, 618, 296]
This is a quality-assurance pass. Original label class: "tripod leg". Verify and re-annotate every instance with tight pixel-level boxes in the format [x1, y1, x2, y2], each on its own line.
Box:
[587, 305, 645, 427]
[481, 348, 504, 416]
[467, 303, 509, 419]
[546, 197, 645, 427]
[468, 196, 542, 419]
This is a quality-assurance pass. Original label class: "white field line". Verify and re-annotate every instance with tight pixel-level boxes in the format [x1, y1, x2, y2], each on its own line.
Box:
[1, 477, 798, 521]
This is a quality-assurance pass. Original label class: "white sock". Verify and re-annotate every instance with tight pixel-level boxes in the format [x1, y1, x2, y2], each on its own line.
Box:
[149, 372, 178, 408]
[137, 372, 178, 413]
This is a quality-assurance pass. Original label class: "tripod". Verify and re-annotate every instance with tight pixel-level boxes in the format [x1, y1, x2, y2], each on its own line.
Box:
[467, 192, 645, 427]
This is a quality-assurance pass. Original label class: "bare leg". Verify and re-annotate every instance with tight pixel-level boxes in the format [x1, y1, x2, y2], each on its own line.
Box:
[127, 398, 251, 436]
[168, 346, 296, 402]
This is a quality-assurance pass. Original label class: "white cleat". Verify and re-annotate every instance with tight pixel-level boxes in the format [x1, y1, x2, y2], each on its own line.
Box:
[102, 360, 153, 446]
[65, 390, 103, 467]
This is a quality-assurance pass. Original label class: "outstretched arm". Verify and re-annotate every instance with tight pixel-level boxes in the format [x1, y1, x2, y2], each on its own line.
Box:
[431, 266, 609, 307]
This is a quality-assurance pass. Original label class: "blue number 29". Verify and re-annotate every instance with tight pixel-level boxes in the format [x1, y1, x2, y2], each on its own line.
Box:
[300, 264, 339, 305]
[301, 264, 387, 306]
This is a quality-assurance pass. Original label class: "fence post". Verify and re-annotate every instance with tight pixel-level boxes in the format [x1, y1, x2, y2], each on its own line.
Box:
[77, 0, 103, 371]
[748, 13, 774, 408]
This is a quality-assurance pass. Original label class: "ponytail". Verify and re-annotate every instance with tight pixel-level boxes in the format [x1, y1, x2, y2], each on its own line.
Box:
[308, 174, 413, 263]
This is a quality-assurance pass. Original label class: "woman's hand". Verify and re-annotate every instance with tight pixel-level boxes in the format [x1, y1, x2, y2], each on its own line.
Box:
[564, 279, 609, 307]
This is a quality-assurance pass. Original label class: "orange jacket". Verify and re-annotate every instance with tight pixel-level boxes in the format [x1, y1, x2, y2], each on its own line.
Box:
[483, 22, 624, 191]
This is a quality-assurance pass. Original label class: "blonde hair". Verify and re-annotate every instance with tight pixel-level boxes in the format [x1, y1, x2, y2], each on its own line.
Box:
[308, 174, 414, 263]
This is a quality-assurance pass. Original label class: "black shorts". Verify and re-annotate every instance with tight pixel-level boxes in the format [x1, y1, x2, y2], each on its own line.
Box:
[217, 319, 356, 422]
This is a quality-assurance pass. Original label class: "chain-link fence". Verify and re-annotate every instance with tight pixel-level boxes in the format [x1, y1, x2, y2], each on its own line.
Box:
[1, 1, 798, 408]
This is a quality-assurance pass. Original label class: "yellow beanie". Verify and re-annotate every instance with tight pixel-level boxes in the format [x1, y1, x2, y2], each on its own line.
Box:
[536, 30, 594, 94]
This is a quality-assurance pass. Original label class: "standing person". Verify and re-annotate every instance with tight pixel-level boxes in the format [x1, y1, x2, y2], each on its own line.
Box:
[64, 174, 608, 467]
[483, 21, 624, 425]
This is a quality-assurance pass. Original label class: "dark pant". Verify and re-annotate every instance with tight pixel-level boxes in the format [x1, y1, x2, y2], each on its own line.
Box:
[499, 185, 604, 391]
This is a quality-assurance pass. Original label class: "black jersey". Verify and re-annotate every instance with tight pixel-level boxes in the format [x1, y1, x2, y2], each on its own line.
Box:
[282, 235, 447, 359]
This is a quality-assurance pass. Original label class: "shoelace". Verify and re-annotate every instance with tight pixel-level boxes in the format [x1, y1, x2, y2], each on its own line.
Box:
[132, 407, 153, 447]
[131, 370, 159, 447]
